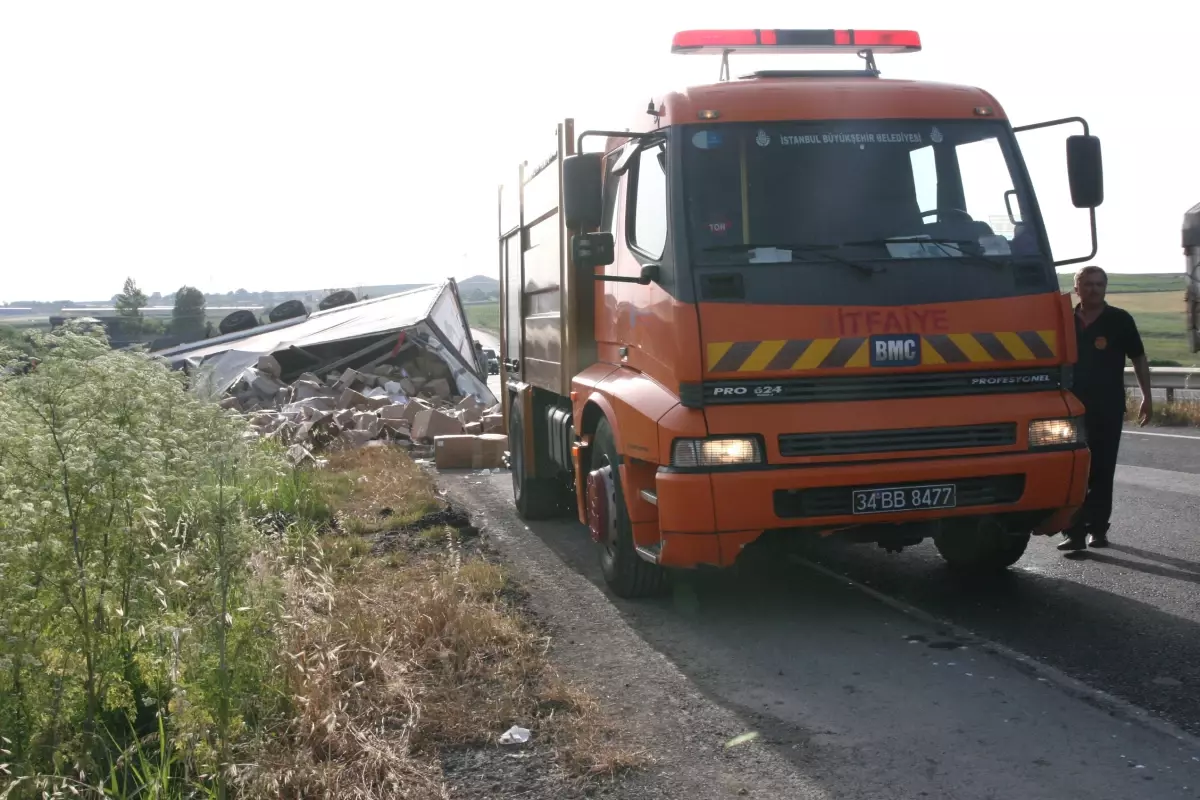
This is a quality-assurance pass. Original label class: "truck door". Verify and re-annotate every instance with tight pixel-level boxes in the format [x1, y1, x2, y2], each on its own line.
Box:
[499, 167, 525, 391]
[501, 232, 524, 376]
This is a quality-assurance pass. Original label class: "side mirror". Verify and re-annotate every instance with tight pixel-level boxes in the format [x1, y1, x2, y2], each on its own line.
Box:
[562, 153, 604, 230]
[572, 232, 614, 269]
[1066, 135, 1103, 209]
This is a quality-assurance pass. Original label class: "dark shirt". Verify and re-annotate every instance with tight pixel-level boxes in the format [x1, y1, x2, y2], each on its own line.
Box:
[1073, 303, 1145, 417]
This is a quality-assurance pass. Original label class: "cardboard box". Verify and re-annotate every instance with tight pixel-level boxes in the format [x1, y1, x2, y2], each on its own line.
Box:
[379, 403, 410, 421]
[401, 398, 431, 423]
[434, 433, 508, 469]
[477, 433, 507, 465]
[412, 407, 465, 442]
[337, 388, 370, 410]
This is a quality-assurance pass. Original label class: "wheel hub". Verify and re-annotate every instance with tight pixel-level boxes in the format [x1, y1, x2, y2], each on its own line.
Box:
[586, 466, 615, 545]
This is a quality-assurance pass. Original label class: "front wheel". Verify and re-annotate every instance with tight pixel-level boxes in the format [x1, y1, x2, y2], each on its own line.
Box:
[934, 526, 1030, 572]
[590, 418, 666, 598]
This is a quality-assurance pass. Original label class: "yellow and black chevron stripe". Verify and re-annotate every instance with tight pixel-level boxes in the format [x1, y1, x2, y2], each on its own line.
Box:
[706, 330, 1058, 373]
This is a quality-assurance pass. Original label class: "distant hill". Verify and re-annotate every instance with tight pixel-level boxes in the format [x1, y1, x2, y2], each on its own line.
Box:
[455, 274, 500, 303]
[458, 274, 499, 291]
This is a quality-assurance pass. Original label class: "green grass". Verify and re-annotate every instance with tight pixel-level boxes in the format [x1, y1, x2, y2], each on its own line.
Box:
[1056, 272, 1186, 293]
[464, 302, 500, 332]
[1079, 290, 1196, 367]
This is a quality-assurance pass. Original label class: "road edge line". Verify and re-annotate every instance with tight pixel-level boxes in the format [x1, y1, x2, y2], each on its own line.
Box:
[788, 553, 1200, 752]
[1124, 430, 1200, 440]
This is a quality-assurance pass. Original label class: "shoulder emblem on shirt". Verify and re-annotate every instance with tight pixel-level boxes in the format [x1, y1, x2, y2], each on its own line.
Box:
[1094, 336, 1107, 350]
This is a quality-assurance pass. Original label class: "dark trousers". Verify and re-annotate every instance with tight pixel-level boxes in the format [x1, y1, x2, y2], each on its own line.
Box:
[1067, 411, 1124, 537]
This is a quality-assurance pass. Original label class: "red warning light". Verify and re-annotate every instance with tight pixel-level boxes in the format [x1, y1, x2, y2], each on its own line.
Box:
[671, 29, 922, 55]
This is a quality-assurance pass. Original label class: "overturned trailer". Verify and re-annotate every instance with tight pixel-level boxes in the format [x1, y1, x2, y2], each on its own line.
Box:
[154, 279, 496, 407]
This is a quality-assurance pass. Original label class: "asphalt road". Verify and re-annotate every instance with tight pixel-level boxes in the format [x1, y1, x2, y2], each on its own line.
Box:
[793, 425, 1200, 739]
[443, 442, 1200, 799]
[462, 335, 1200, 796]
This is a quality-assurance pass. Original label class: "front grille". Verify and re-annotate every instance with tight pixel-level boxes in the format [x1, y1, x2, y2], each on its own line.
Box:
[778, 423, 1017, 458]
[774, 474, 1026, 519]
[685, 367, 1062, 408]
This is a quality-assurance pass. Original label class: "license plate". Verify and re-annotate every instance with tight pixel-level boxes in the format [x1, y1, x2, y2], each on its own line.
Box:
[851, 483, 957, 515]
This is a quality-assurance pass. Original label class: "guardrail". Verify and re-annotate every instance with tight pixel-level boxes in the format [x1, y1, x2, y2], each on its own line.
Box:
[1125, 367, 1200, 402]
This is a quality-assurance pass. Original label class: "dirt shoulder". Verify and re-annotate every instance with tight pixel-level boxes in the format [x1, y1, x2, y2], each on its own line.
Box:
[262, 445, 654, 800]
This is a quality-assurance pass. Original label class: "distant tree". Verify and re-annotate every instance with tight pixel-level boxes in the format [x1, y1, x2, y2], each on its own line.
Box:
[113, 278, 149, 334]
[115, 278, 148, 318]
[171, 286, 207, 340]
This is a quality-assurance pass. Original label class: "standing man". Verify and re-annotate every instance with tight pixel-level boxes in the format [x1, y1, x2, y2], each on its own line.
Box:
[1059, 265, 1153, 551]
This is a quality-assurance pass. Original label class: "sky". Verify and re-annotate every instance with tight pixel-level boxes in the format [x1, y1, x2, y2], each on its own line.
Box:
[1, 1, 1197, 302]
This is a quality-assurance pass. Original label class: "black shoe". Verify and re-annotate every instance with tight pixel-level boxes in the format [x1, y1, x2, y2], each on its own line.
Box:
[1087, 533, 1109, 548]
[1057, 536, 1087, 552]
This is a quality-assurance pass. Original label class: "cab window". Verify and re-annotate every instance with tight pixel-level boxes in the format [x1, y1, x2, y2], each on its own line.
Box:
[629, 144, 668, 259]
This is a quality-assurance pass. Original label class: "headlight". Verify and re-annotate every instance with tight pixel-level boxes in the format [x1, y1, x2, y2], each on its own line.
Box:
[671, 437, 764, 468]
[1028, 417, 1085, 448]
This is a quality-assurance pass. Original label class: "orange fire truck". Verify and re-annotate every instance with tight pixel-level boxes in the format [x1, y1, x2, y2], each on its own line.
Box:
[498, 29, 1104, 597]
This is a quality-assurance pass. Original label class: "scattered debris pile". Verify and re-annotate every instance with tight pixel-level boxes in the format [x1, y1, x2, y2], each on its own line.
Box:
[153, 280, 505, 467]
[223, 355, 506, 465]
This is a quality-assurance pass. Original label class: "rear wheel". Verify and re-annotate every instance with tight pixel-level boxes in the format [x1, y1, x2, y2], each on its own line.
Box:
[590, 418, 666, 598]
[508, 406, 562, 520]
[933, 525, 1030, 572]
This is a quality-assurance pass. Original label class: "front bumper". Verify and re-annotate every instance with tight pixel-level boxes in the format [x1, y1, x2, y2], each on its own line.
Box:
[649, 448, 1089, 568]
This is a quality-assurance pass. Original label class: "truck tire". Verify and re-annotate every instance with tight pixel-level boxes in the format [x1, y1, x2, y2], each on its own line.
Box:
[591, 418, 666, 598]
[933, 527, 1030, 572]
[508, 407, 562, 520]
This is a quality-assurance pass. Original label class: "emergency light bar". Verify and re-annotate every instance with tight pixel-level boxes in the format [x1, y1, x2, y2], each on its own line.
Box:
[671, 29, 922, 55]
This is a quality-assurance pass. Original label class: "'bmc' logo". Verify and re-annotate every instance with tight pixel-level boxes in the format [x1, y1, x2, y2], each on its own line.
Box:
[870, 334, 921, 368]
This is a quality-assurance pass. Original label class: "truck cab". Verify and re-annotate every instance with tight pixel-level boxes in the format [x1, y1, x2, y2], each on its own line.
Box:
[499, 29, 1105, 598]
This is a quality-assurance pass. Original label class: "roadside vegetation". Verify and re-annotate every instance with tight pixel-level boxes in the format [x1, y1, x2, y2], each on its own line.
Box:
[0, 325, 638, 799]
[462, 303, 499, 334]
[1127, 392, 1200, 427]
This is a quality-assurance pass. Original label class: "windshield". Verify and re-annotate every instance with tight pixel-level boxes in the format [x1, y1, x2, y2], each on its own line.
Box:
[683, 119, 1047, 272]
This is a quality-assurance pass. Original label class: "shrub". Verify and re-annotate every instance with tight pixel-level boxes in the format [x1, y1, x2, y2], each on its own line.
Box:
[0, 326, 292, 794]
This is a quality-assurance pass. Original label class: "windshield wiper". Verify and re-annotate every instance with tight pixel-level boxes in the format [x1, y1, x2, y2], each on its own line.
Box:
[703, 242, 883, 276]
[843, 237, 1010, 270]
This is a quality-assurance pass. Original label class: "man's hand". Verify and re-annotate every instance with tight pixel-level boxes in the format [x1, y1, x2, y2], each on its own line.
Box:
[1132, 355, 1153, 427]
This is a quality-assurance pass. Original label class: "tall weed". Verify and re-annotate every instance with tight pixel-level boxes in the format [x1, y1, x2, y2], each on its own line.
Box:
[0, 327, 292, 793]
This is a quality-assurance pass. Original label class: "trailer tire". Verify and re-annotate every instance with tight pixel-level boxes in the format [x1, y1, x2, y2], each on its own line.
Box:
[592, 418, 666, 598]
[934, 527, 1030, 572]
[509, 408, 561, 520]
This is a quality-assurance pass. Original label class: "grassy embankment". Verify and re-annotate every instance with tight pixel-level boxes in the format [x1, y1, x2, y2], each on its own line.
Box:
[462, 303, 499, 335]
[0, 324, 638, 799]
